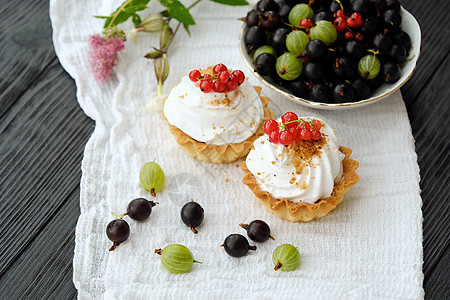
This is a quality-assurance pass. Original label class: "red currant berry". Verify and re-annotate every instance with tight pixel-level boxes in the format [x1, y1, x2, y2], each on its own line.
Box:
[264, 119, 279, 134]
[300, 18, 312, 28]
[336, 10, 345, 18]
[289, 127, 300, 139]
[232, 70, 245, 85]
[279, 130, 295, 145]
[355, 32, 364, 41]
[189, 70, 201, 82]
[344, 31, 354, 40]
[226, 74, 239, 90]
[213, 81, 226, 93]
[299, 122, 311, 131]
[312, 130, 322, 140]
[281, 112, 298, 129]
[350, 12, 363, 27]
[218, 71, 230, 84]
[200, 80, 213, 93]
[334, 17, 347, 31]
[346, 17, 356, 27]
[300, 129, 312, 140]
[213, 63, 227, 75]
[202, 74, 212, 83]
[269, 131, 280, 144]
[312, 120, 321, 131]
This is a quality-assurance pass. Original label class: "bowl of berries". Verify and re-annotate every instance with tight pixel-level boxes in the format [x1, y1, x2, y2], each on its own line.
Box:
[238, 0, 421, 110]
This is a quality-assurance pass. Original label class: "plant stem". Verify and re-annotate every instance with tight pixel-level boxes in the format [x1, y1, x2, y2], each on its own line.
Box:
[108, 0, 133, 30]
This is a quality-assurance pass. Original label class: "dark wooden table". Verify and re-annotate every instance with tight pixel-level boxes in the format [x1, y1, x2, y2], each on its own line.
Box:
[0, 0, 448, 298]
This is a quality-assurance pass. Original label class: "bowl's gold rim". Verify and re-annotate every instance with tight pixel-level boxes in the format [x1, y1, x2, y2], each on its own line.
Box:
[238, 6, 422, 109]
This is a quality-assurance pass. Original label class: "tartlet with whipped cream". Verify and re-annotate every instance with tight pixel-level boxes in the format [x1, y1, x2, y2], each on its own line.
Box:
[241, 114, 359, 222]
[163, 64, 273, 164]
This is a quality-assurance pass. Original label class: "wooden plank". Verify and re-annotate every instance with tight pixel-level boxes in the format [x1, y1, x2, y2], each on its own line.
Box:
[400, 0, 450, 105]
[0, 0, 56, 117]
[406, 53, 450, 280]
[0, 189, 79, 299]
[424, 246, 450, 299]
[0, 59, 93, 283]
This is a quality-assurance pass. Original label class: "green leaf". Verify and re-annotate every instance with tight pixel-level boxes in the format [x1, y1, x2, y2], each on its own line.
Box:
[94, 15, 109, 19]
[102, 0, 151, 29]
[183, 23, 191, 36]
[158, 0, 195, 25]
[208, 0, 248, 5]
[132, 13, 142, 27]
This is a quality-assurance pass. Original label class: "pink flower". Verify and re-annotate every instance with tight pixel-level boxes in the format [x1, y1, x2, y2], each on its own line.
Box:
[88, 34, 125, 82]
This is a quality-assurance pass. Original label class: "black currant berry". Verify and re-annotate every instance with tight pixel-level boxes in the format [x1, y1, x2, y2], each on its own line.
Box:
[313, 11, 334, 22]
[259, 11, 281, 31]
[388, 43, 407, 63]
[181, 201, 204, 234]
[106, 219, 130, 251]
[240, 220, 274, 242]
[351, 77, 371, 100]
[287, 77, 308, 97]
[360, 19, 379, 38]
[309, 82, 331, 102]
[305, 39, 328, 59]
[382, 9, 402, 29]
[221, 234, 256, 258]
[372, 33, 391, 51]
[270, 27, 290, 53]
[239, 9, 259, 27]
[254, 53, 277, 76]
[350, 0, 372, 15]
[244, 26, 266, 53]
[381, 62, 401, 83]
[257, 0, 278, 12]
[303, 62, 325, 81]
[344, 40, 366, 59]
[333, 83, 355, 103]
[126, 198, 157, 221]
[332, 57, 356, 78]
[386, 0, 401, 12]
[393, 31, 411, 52]
[278, 4, 292, 23]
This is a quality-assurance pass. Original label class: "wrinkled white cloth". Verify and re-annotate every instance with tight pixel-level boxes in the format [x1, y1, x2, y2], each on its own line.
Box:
[50, 1, 424, 299]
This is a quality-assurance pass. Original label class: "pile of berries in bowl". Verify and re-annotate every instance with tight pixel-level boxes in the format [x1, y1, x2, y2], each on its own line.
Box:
[238, 0, 421, 109]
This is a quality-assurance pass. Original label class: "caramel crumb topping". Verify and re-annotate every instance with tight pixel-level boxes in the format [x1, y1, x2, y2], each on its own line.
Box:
[225, 178, 229, 183]
[287, 136, 327, 174]
[235, 164, 239, 168]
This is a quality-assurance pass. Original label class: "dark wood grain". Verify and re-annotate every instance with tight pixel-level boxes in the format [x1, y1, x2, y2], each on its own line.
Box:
[0, 0, 448, 299]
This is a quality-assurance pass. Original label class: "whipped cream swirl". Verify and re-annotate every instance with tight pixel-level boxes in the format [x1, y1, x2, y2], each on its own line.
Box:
[245, 117, 345, 204]
[164, 76, 264, 145]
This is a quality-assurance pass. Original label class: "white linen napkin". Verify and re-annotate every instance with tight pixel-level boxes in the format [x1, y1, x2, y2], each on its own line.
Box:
[50, 1, 424, 299]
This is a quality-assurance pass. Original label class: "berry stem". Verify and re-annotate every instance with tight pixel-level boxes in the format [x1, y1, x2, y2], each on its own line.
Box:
[150, 188, 156, 197]
[335, 0, 344, 12]
[111, 212, 128, 219]
[189, 225, 198, 234]
[274, 261, 282, 271]
[154, 249, 163, 255]
[193, 260, 203, 264]
[109, 242, 120, 252]
[269, 235, 275, 241]
[239, 223, 249, 230]
[249, 245, 257, 251]
[150, 201, 158, 207]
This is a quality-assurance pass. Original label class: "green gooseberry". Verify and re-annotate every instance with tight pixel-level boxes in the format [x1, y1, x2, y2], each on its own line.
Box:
[155, 244, 202, 274]
[272, 244, 300, 272]
[139, 162, 165, 197]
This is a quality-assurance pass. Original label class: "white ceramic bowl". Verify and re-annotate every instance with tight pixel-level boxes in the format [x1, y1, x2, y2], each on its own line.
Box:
[239, 7, 421, 110]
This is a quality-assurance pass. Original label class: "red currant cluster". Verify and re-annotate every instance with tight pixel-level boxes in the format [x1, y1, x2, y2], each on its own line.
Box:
[263, 112, 322, 146]
[189, 63, 246, 93]
[334, 10, 364, 41]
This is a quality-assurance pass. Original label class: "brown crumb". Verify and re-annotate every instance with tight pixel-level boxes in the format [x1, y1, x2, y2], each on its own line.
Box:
[225, 178, 229, 183]
[236, 164, 239, 168]
[287, 137, 326, 174]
